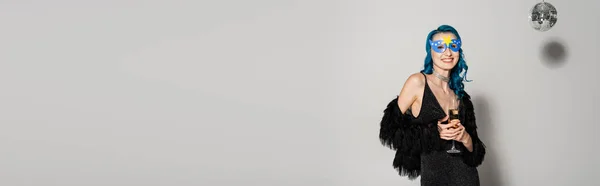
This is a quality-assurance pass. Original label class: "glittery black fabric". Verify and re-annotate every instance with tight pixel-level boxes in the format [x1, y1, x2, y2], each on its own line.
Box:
[379, 73, 485, 185]
[420, 151, 480, 186]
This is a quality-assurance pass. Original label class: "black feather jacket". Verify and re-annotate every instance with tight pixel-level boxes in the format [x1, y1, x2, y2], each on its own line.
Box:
[379, 92, 486, 180]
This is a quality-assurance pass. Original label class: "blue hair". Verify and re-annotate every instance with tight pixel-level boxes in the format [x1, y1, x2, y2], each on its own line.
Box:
[420, 25, 472, 99]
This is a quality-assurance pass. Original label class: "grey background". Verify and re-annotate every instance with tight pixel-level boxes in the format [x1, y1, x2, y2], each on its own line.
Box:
[0, 0, 598, 185]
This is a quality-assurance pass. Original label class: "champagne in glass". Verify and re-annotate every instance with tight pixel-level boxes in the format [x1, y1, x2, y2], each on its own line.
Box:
[447, 98, 461, 154]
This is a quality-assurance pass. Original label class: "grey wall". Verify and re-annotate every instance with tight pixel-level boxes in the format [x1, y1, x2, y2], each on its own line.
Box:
[0, 0, 597, 186]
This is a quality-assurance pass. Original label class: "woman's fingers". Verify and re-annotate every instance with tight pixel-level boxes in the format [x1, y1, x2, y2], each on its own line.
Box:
[437, 123, 454, 130]
[440, 136, 454, 140]
[440, 131, 458, 138]
[438, 118, 465, 140]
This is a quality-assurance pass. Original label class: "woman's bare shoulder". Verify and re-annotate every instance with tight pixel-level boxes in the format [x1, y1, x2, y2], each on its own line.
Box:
[403, 72, 426, 90]
[397, 72, 426, 113]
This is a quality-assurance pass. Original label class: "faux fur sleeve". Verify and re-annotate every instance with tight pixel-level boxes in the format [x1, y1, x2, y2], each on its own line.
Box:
[379, 97, 423, 180]
[460, 93, 486, 167]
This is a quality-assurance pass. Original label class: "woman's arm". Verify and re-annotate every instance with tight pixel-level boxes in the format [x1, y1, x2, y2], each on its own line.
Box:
[460, 133, 473, 152]
[379, 97, 423, 179]
[395, 73, 423, 115]
[458, 93, 486, 167]
[379, 74, 425, 180]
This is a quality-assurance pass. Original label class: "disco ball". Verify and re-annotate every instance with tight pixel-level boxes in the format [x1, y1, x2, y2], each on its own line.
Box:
[529, 2, 558, 32]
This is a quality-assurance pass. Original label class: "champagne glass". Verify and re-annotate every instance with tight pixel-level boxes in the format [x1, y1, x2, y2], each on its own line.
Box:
[447, 97, 461, 154]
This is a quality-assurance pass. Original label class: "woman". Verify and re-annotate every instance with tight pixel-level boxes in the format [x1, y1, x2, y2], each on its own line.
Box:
[379, 25, 486, 186]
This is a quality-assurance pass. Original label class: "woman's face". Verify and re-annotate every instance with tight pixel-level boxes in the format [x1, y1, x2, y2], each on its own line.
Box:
[430, 32, 461, 71]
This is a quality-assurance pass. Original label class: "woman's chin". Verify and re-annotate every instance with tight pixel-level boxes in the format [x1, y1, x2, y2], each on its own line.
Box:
[434, 63, 457, 71]
[438, 66, 455, 71]
[443, 63, 458, 70]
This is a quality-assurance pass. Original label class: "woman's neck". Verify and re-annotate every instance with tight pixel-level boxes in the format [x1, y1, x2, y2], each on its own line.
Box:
[431, 69, 451, 93]
[432, 66, 450, 77]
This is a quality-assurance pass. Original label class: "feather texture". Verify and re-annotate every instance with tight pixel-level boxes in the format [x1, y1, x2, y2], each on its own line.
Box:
[379, 92, 486, 180]
[458, 92, 486, 167]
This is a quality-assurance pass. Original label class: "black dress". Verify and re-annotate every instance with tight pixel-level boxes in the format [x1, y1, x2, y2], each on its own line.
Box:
[379, 73, 485, 186]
